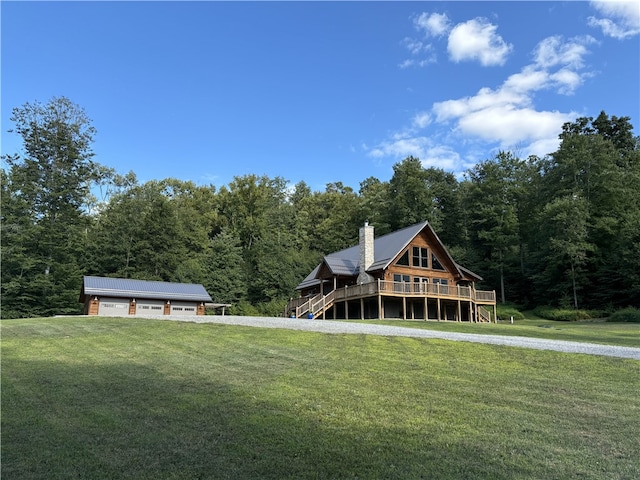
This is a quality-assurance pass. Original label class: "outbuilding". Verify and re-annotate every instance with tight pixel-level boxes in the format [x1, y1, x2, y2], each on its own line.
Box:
[79, 276, 213, 316]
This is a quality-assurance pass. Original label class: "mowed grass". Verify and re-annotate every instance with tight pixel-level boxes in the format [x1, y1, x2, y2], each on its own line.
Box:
[346, 318, 640, 348]
[2, 317, 639, 479]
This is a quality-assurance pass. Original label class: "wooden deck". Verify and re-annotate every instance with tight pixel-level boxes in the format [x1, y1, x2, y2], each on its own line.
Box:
[287, 280, 496, 322]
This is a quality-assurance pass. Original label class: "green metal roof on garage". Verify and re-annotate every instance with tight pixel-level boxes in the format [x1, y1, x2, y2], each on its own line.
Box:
[81, 276, 213, 302]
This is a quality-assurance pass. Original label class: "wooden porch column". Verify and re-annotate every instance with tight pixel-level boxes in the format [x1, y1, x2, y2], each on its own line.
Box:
[402, 297, 407, 320]
[437, 298, 441, 321]
[424, 296, 428, 321]
[469, 302, 473, 323]
[378, 294, 383, 320]
[360, 298, 365, 320]
[457, 300, 461, 322]
[345, 300, 349, 320]
[493, 304, 498, 323]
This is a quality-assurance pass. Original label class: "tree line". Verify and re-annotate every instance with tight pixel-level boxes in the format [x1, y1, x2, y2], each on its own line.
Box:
[2, 97, 639, 318]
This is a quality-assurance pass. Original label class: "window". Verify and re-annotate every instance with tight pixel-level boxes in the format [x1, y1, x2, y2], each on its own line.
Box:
[412, 247, 429, 268]
[393, 274, 411, 292]
[431, 253, 445, 271]
[396, 250, 410, 266]
[413, 277, 428, 293]
[433, 278, 449, 294]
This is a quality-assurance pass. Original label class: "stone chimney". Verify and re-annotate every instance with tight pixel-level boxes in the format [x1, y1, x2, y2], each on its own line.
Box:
[357, 222, 374, 284]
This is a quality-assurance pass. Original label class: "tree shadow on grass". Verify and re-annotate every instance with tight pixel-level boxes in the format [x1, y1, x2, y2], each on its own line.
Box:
[3, 358, 533, 480]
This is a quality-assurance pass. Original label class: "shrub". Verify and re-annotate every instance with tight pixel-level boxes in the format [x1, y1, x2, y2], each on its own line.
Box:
[230, 300, 261, 316]
[607, 307, 640, 323]
[496, 304, 525, 321]
[533, 306, 595, 322]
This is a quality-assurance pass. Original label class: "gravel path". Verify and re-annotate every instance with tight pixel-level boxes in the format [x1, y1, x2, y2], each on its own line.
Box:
[148, 314, 640, 360]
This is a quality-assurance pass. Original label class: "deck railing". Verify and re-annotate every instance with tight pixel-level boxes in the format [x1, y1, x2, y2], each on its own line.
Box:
[287, 280, 495, 318]
[335, 280, 495, 303]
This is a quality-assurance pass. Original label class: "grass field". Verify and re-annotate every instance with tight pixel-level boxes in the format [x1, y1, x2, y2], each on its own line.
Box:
[345, 318, 640, 347]
[2, 316, 639, 479]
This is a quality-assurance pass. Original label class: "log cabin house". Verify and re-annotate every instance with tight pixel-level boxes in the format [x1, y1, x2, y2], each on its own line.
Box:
[79, 276, 215, 316]
[286, 221, 497, 322]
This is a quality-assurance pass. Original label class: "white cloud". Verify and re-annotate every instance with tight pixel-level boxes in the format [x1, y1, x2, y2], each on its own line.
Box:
[433, 87, 530, 122]
[420, 145, 460, 170]
[375, 18, 602, 174]
[369, 134, 459, 170]
[533, 35, 595, 69]
[456, 105, 573, 148]
[414, 12, 451, 37]
[588, 0, 640, 39]
[502, 66, 550, 93]
[412, 111, 432, 128]
[369, 135, 432, 160]
[430, 35, 590, 154]
[402, 37, 425, 55]
[447, 18, 513, 66]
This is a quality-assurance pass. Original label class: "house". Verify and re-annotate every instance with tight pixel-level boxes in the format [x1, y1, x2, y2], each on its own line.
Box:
[79, 276, 216, 316]
[286, 221, 497, 322]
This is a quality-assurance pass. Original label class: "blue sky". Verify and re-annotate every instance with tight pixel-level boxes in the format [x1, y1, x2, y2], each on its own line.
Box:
[2, 1, 639, 192]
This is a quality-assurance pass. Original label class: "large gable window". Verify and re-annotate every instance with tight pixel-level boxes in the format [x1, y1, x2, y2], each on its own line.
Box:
[431, 253, 445, 271]
[396, 250, 410, 266]
[412, 247, 429, 268]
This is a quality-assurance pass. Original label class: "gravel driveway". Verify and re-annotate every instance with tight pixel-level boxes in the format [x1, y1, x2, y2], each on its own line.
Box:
[150, 314, 640, 360]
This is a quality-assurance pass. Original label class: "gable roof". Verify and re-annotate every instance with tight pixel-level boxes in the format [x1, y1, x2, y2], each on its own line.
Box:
[296, 221, 482, 290]
[80, 276, 212, 303]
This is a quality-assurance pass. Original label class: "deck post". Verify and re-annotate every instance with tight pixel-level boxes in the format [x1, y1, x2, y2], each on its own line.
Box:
[360, 297, 365, 320]
[469, 302, 473, 323]
[424, 296, 428, 321]
[402, 297, 407, 320]
[378, 293, 383, 320]
[437, 298, 441, 321]
[457, 300, 461, 322]
[345, 300, 349, 320]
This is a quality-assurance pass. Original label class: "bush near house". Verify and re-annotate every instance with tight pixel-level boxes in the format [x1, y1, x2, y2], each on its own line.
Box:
[496, 303, 525, 321]
[607, 307, 640, 323]
[533, 306, 605, 322]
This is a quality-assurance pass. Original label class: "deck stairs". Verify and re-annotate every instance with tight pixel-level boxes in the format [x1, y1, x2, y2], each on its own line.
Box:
[477, 305, 492, 323]
[293, 291, 336, 319]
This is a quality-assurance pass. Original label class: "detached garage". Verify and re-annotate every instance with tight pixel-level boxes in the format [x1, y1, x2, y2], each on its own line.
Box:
[79, 276, 213, 316]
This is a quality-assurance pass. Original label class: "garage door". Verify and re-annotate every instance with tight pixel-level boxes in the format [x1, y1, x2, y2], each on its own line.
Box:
[136, 299, 165, 315]
[170, 301, 198, 316]
[98, 297, 130, 316]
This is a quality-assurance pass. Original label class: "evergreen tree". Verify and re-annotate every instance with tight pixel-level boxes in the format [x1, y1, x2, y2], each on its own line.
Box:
[1, 97, 103, 317]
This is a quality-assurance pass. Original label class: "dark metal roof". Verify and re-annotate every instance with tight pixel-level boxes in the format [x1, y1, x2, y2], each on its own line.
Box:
[296, 221, 471, 290]
[80, 276, 213, 302]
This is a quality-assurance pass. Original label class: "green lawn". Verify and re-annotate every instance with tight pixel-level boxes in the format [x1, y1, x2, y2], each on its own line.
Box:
[344, 318, 640, 347]
[2, 317, 639, 479]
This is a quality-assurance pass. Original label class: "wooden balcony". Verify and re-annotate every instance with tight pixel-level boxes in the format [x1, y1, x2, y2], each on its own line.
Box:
[332, 280, 496, 303]
[287, 280, 496, 321]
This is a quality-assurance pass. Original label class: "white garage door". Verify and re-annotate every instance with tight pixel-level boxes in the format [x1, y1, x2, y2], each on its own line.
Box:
[98, 297, 130, 316]
[170, 301, 198, 316]
[136, 300, 165, 315]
